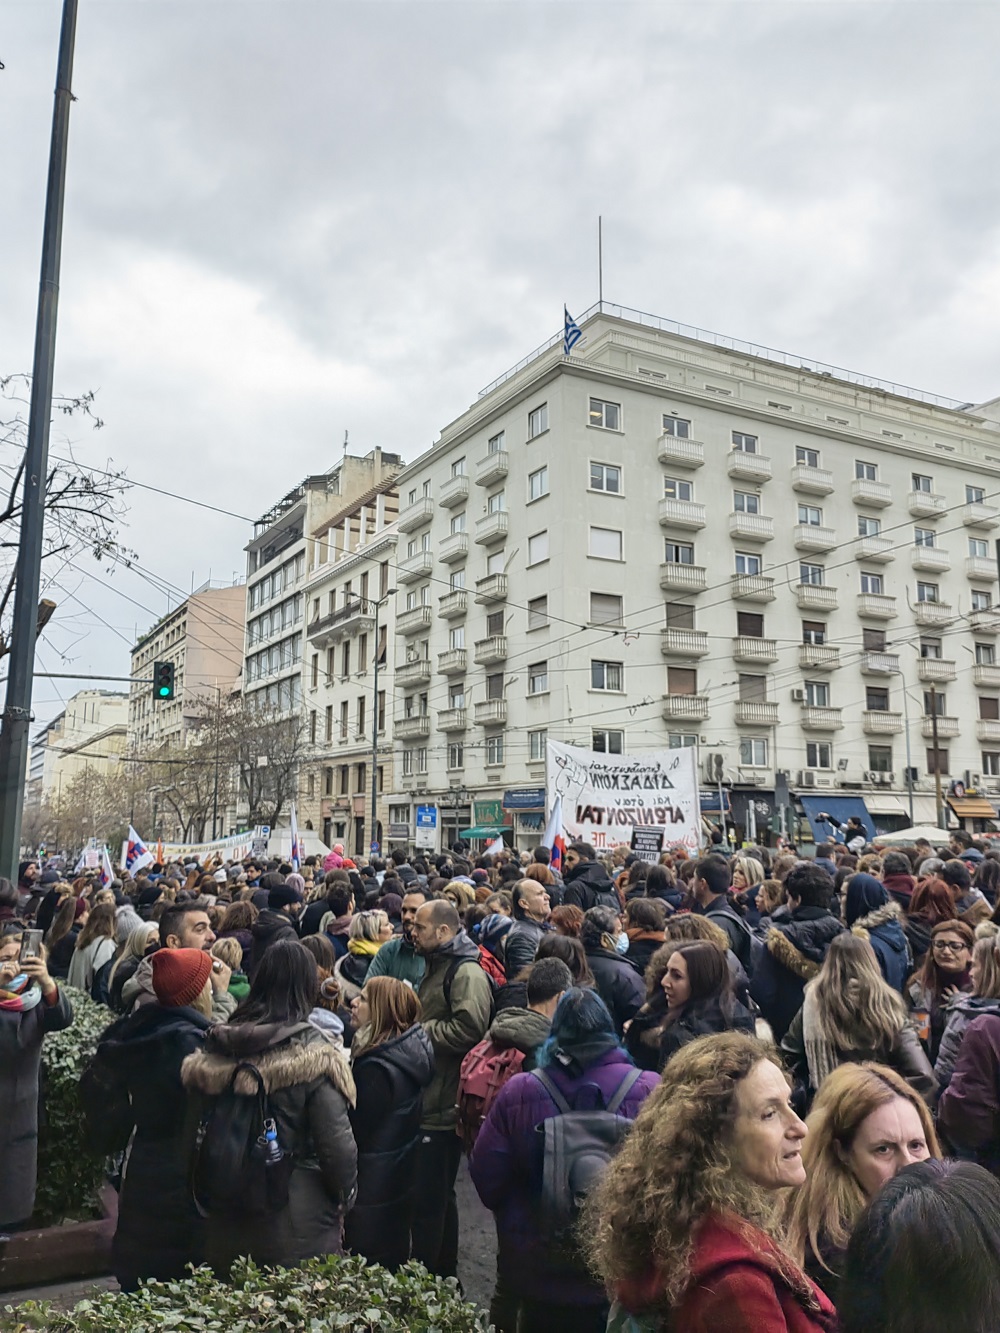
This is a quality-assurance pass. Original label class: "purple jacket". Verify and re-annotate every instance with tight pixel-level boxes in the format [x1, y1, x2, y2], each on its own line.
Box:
[469, 1048, 658, 1305]
[938, 1011, 1000, 1174]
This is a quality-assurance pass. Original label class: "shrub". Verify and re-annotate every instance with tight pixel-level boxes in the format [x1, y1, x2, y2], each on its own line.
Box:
[34, 985, 113, 1226]
[0, 1255, 492, 1331]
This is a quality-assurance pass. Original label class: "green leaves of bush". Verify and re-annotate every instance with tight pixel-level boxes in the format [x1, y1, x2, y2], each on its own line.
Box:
[0, 1255, 493, 1331]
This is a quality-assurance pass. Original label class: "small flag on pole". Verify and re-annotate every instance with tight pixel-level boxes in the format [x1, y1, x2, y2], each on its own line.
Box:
[99, 848, 115, 889]
[484, 835, 505, 858]
[290, 803, 301, 872]
[541, 794, 566, 874]
[564, 306, 585, 356]
[125, 825, 154, 875]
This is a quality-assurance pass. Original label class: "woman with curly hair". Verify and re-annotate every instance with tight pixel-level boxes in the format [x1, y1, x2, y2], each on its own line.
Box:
[588, 1032, 836, 1332]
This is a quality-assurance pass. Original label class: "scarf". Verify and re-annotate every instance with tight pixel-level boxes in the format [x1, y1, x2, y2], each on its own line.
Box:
[546, 1031, 622, 1078]
[348, 937, 381, 958]
[801, 987, 840, 1090]
[0, 977, 43, 1012]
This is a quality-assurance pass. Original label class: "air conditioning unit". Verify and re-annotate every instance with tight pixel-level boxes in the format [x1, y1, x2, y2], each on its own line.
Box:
[866, 770, 892, 785]
[972, 772, 984, 788]
[815, 775, 835, 788]
[791, 688, 806, 703]
[798, 769, 817, 787]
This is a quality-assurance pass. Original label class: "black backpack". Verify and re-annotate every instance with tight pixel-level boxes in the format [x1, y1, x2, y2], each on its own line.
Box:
[79, 1047, 135, 1156]
[191, 1061, 294, 1218]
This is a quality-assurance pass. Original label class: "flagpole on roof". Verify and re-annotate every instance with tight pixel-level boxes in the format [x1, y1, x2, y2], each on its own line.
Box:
[598, 214, 603, 307]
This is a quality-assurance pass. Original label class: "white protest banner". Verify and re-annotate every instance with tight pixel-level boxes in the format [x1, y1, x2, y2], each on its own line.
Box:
[159, 831, 255, 862]
[546, 740, 701, 853]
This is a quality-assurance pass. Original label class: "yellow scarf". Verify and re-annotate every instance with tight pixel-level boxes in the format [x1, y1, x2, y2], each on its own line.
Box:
[348, 937, 381, 958]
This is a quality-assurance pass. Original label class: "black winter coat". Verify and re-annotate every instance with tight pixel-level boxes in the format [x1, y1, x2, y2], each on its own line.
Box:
[503, 917, 549, 980]
[659, 994, 757, 1067]
[583, 946, 645, 1035]
[92, 1002, 212, 1289]
[345, 1023, 434, 1269]
[703, 897, 754, 972]
[249, 909, 298, 976]
[748, 907, 845, 1041]
[562, 861, 620, 913]
[46, 926, 81, 980]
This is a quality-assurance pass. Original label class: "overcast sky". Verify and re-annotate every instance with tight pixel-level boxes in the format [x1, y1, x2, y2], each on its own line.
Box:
[5, 0, 1000, 729]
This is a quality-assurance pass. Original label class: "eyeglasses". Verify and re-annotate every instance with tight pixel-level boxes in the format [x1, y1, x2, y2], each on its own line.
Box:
[933, 940, 969, 954]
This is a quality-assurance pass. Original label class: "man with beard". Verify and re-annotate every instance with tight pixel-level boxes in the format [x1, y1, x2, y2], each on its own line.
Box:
[366, 886, 431, 987]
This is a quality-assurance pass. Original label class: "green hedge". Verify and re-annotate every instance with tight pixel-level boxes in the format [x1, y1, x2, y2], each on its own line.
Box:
[0, 1255, 492, 1331]
[34, 986, 113, 1226]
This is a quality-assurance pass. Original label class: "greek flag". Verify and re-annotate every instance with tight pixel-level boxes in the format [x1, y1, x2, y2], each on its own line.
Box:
[564, 306, 585, 356]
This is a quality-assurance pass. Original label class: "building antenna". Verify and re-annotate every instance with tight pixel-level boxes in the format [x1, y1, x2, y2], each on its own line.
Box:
[598, 215, 603, 307]
[343, 429, 349, 458]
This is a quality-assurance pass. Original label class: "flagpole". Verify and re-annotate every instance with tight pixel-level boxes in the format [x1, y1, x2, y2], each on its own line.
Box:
[598, 215, 603, 308]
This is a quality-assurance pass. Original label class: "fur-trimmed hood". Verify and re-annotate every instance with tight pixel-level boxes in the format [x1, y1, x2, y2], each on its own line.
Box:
[181, 1021, 356, 1106]
[850, 899, 905, 937]
[766, 909, 844, 982]
[766, 928, 822, 981]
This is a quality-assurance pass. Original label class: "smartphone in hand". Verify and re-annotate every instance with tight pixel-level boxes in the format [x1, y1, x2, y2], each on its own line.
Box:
[20, 929, 44, 962]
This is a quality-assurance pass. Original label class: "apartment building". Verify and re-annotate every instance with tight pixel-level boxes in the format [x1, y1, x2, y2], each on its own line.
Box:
[27, 689, 129, 809]
[383, 303, 1000, 852]
[128, 581, 246, 751]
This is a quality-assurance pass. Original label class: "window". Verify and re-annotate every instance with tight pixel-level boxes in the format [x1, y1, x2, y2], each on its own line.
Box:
[863, 628, 887, 652]
[667, 667, 698, 696]
[589, 526, 623, 560]
[405, 590, 417, 611]
[591, 660, 624, 691]
[341, 641, 351, 678]
[973, 590, 993, 611]
[356, 696, 366, 735]
[662, 415, 691, 438]
[339, 701, 349, 738]
[358, 634, 368, 673]
[926, 748, 949, 775]
[589, 398, 621, 430]
[798, 505, 823, 526]
[415, 749, 427, 775]
[981, 697, 1000, 722]
[740, 737, 769, 766]
[796, 446, 820, 468]
[802, 620, 826, 645]
[486, 609, 504, 636]
[806, 742, 833, 769]
[451, 457, 466, 477]
[593, 729, 624, 754]
[528, 662, 549, 694]
[377, 690, 385, 731]
[402, 749, 413, 777]
[970, 537, 989, 558]
[968, 485, 986, 504]
[528, 466, 548, 501]
[733, 491, 760, 514]
[487, 489, 506, 513]
[800, 562, 825, 586]
[528, 403, 548, 438]
[308, 710, 317, 744]
[665, 602, 695, 630]
[338, 764, 349, 795]
[527, 531, 549, 565]
[737, 611, 764, 638]
[447, 743, 464, 770]
[528, 595, 548, 629]
[529, 729, 547, 761]
[664, 540, 695, 564]
[590, 462, 621, 493]
[916, 582, 939, 603]
[449, 625, 465, 649]
[486, 549, 505, 575]
[664, 477, 693, 501]
[668, 733, 698, 748]
[856, 460, 877, 481]
[488, 431, 505, 454]
[448, 682, 465, 708]
[914, 527, 935, 547]
[804, 680, 830, 707]
[590, 592, 624, 626]
[738, 674, 767, 702]
[860, 572, 884, 594]
[449, 568, 465, 590]
[866, 686, 891, 711]
[486, 673, 505, 700]
[977, 643, 997, 665]
[920, 638, 942, 659]
[923, 691, 946, 716]
[324, 705, 333, 743]
[450, 511, 466, 533]
[735, 551, 762, 575]
[912, 473, 933, 493]
[858, 516, 881, 537]
[485, 734, 505, 765]
[984, 752, 1000, 776]
[868, 746, 893, 773]
[732, 431, 758, 453]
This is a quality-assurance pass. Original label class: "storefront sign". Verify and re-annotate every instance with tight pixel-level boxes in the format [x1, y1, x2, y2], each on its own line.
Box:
[415, 805, 437, 850]
[503, 787, 547, 810]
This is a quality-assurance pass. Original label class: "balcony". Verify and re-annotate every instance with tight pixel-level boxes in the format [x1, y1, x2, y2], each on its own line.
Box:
[977, 719, 1000, 742]
[437, 707, 468, 733]
[732, 636, 778, 664]
[394, 714, 430, 741]
[790, 464, 835, 496]
[474, 573, 508, 604]
[917, 657, 956, 683]
[727, 451, 772, 483]
[913, 601, 954, 628]
[801, 706, 844, 731]
[437, 648, 468, 676]
[863, 710, 904, 734]
[911, 546, 951, 574]
[475, 512, 508, 546]
[796, 584, 838, 612]
[855, 535, 895, 563]
[860, 651, 900, 676]
[396, 605, 432, 636]
[967, 556, 997, 582]
[794, 524, 837, 553]
[438, 474, 469, 508]
[857, 593, 898, 620]
[307, 599, 374, 647]
[437, 589, 467, 619]
[921, 715, 960, 740]
[396, 657, 431, 688]
[961, 502, 1000, 530]
[661, 628, 709, 657]
[799, 644, 840, 671]
[729, 512, 774, 542]
[852, 478, 892, 508]
[474, 635, 508, 665]
[662, 694, 709, 722]
[660, 562, 708, 593]
[439, 532, 469, 564]
[971, 610, 1000, 634]
[397, 550, 434, 583]
[730, 573, 776, 602]
[658, 497, 706, 531]
[476, 450, 509, 487]
[735, 700, 779, 726]
[657, 436, 705, 468]
[398, 495, 434, 532]
[974, 664, 1000, 687]
[908, 490, 947, 519]
[475, 699, 508, 727]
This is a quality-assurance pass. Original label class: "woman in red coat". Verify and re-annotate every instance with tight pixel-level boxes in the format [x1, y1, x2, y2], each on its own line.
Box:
[586, 1031, 837, 1333]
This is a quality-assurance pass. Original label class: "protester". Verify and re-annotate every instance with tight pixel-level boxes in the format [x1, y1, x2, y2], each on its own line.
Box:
[906, 917, 974, 1062]
[123, 903, 235, 1021]
[365, 885, 430, 986]
[881, 851, 916, 909]
[622, 896, 666, 974]
[213, 900, 258, 972]
[67, 901, 117, 995]
[843, 873, 910, 992]
[502, 879, 552, 979]
[937, 999, 1000, 1172]
[586, 1032, 837, 1332]
[108, 921, 159, 1013]
[580, 905, 645, 1036]
[45, 893, 86, 979]
[345, 976, 434, 1270]
[561, 843, 620, 912]
[249, 884, 303, 976]
[903, 875, 958, 968]
[333, 909, 393, 1004]
[783, 1062, 940, 1305]
[692, 854, 754, 971]
[656, 940, 755, 1068]
[933, 929, 1000, 1089]
[210, 936, 249, 1000]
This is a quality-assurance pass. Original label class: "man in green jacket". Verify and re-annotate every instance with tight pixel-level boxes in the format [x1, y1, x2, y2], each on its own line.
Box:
[365, 887, 429, 988]
[410, 899, 492, 1277]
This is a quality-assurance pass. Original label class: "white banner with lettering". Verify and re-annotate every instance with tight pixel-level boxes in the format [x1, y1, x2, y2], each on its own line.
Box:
[546, 740, 701, 853]
[159, 831, 255, 862]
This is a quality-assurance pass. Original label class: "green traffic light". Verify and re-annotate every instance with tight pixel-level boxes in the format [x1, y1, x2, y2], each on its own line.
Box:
[158, 686, 171, 698]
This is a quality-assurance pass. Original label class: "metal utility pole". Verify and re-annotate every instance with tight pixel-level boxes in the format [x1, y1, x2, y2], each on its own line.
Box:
[929, 687, 945, 829]
[0, 0, 79, 881]
[369, 590, 395, 856]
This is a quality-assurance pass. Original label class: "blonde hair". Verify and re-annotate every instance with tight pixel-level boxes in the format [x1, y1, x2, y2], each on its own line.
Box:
[210, 937, 243, 972]
[972, 933, 1000, 998]
[808, 933, 907, 1054]
[732, 856, 764, 889]
[443, 880, 475, 910]
[857, 854, 884, 876]
[349, 909, 389, 944]
[354, 975, 421, 1054]
[783, 1062, 941, 1274]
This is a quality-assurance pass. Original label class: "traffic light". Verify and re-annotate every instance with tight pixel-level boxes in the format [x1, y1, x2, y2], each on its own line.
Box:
[152, 661, 175, 701]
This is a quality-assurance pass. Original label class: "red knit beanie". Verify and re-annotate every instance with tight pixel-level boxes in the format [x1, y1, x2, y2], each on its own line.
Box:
[152, 947, 212, 1007]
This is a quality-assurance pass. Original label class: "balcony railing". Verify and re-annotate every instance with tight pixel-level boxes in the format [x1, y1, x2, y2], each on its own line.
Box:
[474, 573, 508, 604]
[437, 707, 468, 732]
[439, 532, 470, 564]
[962, 502, 1000, 529]
[857, 593, 898, 620]
[396, 657, 431, 688]
[396, 605, 433, 636]
[662, 694, 709, 722]
[729, 512, 775, 542]
[911, 546, 951, 574]
[970, 610, 1000, 634]
[790, 464, 834, 495]
[796, 584, 838, 612]
[438, 474, 469, 508]
[863, 710, 904, 734]
[855, 535, 895, 562]
[660, 563, 708, 592]
[913, 601, 954, 627]
[851, 479, 892, 508]
[475, 512, 509, 546]
[475, 699, 508, 726]
[730, 573, 776, 602]
[801, 706, 844, 731]
[398, 495, 434, 532]
[974, 664, 1000, 687]
[657, 436, 705, 468]
[474, 635, 508, 665]
[732, 636, 778, 664]
[476, 450, 509, 487]
[727, 452, 772, 483]
[908, 491, 947, 519]
[967, 556, 997, 581]
[793, 524, 837, 553]
[735, 700, 779, 725]
[394, 714, 430, 740]
[860, 652, 899, 675]
[658, 498, 706, 530]
[437, 648, 468, 675]
[660, 628, 709, 657]
[397, 550, 434, 583]
[977, 719, 1000, 742]
[916, 657, 956, 683]
[921, 715, 960, 739]
[307, 599, 374, 646]
[799, 644, 840, 670]
[437, 590, 468, 619]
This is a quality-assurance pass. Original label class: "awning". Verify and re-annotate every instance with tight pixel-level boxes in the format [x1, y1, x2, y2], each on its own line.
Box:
[799, 795, 875, 844]
[459, 825, 507, 839]
[864, 794, 912, 817]
[948, 796, 999, 820]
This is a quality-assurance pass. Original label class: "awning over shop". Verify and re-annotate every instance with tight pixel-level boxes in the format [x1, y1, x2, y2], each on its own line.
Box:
[799, 795, 875, 844]
[948, 796, 999, 821]
[459, 825, 508, 838]
[864, 795, 912, 817]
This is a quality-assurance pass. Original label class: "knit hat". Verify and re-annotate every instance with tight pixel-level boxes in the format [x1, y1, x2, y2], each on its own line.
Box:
[213, 869, 227, 884]
[471, 869, 489, 885]
[152, 948, 212, 1007]
[39, 868, 60, 886]
[285, 872, 305, 894]
[268, 884, 304, 911]
[844, 873, 889, 927]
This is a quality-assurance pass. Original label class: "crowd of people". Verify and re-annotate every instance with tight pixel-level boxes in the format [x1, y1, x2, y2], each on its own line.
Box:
[4, 828, 1000, 1328]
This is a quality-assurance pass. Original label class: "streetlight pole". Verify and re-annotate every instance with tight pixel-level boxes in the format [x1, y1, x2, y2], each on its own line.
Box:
[369, 589, 395, 857]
